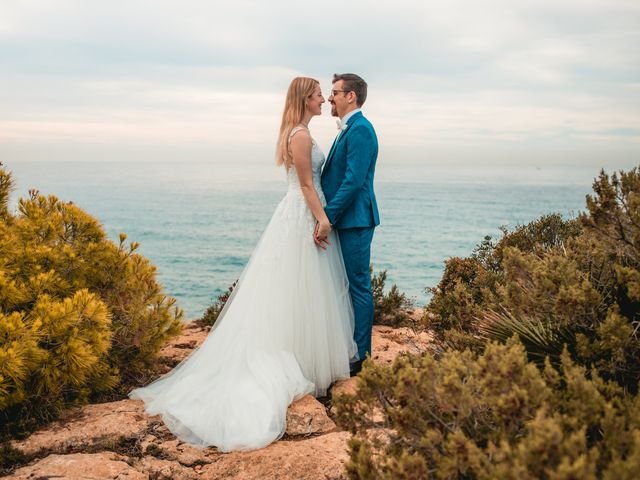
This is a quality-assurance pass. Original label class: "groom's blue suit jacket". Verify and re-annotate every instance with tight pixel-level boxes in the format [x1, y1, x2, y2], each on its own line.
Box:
[321, 111, 380, 229]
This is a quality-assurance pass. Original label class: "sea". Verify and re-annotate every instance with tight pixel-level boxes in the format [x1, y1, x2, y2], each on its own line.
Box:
[7, 161, 600, 319]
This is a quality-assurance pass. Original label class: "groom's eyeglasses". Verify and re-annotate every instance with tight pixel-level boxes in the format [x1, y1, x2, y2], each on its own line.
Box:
[331, 90, 350, 96]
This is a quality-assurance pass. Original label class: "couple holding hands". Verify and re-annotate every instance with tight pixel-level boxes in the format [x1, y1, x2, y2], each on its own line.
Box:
[130, 73, 379, 452]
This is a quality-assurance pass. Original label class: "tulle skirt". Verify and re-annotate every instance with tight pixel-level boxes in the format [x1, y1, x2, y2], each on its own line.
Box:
[129, 188, 357, 452]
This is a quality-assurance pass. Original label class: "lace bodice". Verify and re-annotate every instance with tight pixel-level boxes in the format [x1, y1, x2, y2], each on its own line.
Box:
[286, 127, 326, 201]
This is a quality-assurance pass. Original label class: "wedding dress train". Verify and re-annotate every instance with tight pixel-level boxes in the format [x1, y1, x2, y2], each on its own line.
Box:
[129, 129, 357, 452]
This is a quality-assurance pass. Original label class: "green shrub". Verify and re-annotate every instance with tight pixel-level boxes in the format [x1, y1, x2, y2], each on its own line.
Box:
[371, 268, 415, 327]
[425, 214, 583, 353]
[0, 165, 183, 438]
[335, 341, 640, 480]
[336, 166, 640, 478]
[424, 167, 640, 392]
[201, 281, 237, 327]
[423, 256, 498, 352]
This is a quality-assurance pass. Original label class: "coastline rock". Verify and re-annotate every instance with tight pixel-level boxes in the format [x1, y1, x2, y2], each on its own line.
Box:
[10, 399, 153, 456]
[331, 377, 359, 398]
[133, 456, 201, 479]
[371, 324, 432, 366]
[5, 317, 432, 480]
[157, 321, 210, 370]
[9, 452, 146, 480]
[144, 436, 218, 467]
[285, 395, 336, 436]
[200, 431, 350, 480]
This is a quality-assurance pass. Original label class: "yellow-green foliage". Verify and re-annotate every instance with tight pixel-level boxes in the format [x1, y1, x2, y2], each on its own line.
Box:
[424, 167, 640, 391]
[0, 165, 183, 434]
[0, 291, 113, 411]
[426, 214, 582, 353]
[381, 166, 640, 477]
[335, 341, 640, 479]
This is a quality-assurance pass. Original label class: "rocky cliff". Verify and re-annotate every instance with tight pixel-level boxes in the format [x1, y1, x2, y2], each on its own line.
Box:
[6, 313, 430, 480]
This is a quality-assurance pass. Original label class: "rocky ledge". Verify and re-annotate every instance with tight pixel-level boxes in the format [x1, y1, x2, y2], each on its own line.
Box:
[5, 311, 430, 479]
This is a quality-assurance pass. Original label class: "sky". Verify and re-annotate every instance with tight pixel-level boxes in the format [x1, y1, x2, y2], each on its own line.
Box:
[1, 0, 639, 167]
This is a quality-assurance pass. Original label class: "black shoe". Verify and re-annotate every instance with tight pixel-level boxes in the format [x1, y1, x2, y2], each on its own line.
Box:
[349, 360, 363, 377]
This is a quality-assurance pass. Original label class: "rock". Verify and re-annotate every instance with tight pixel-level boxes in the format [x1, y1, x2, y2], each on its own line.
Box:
[200, 431, 350, 480]
[8, 452, 146, 480]
[152, 437, 218, 467]
[371, 325, 432, 366]
[10, 399, 153, 456]
[328, 323, 434, 425]
[6, 321, 434, 480]
[330, 377, 359, 398]
[157, 321, 210, 369]
[133, 456, 201, 479]
[285, 395, 336, 436]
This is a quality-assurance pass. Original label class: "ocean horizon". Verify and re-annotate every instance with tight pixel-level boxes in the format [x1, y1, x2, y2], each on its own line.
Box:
[7, 160, 601, 319]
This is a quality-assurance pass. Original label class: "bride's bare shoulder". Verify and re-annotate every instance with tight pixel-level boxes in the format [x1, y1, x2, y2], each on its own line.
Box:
[289, 127, 311, 147]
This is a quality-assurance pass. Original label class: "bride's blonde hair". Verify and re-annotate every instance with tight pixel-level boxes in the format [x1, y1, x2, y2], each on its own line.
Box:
[275, 77, 319, 168]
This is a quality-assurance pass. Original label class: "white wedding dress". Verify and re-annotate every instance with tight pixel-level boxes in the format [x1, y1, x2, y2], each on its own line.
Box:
[129, 128, 358, 452]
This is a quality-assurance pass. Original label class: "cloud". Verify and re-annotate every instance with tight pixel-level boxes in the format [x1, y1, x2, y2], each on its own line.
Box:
[0, 0, 638, 165]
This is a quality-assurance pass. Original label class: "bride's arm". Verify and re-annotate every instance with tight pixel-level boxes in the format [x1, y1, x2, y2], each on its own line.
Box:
[289, 131, 332, 239]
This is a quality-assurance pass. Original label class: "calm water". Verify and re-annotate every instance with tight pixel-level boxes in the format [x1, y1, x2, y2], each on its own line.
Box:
[8, 161, 595, 319]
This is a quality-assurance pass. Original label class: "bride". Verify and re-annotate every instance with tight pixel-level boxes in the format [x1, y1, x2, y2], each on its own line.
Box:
[129, 77, 358, 452]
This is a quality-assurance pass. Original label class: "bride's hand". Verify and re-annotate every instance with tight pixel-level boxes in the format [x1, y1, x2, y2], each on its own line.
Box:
[314, 221, 332, 249]
[317, 220, 332, 239]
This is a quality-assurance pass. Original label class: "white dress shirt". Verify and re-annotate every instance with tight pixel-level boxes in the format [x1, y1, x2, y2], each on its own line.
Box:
[337, 108, 361, 140]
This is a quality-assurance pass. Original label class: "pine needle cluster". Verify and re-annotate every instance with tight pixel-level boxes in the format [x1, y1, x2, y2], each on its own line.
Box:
[0, 165, 183, 438]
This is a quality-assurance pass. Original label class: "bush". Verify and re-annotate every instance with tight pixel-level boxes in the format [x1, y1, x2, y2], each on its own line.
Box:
[0, 165, 183, 438]
[335, 166, 640, 478]
[200, 281, 237, 327]
[335, 341, 640, 480]
[371, 268, 415, 327]
[423, 256, 498, 352]
[425, 214, 583, 353]
[423, 167, 640, 392]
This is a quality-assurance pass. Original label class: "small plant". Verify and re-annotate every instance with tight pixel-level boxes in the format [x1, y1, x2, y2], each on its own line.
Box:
[371, 268, 415, 327]
[476, 308, 576, 366]
[201, 281, 237, 327]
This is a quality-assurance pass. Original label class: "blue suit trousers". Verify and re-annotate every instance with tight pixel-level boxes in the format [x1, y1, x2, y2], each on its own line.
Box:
[338, 226, 375, 361]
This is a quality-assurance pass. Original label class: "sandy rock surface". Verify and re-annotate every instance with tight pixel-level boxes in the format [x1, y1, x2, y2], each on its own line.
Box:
[200, 431, 351, 480]
[4, 311, 429, 479]
[10, 452, 146, 480]
[156, 321, 210, 372]
[286, 395, 336, 436]
[371, 323, 433, 366]
[10, 399, 153, 457]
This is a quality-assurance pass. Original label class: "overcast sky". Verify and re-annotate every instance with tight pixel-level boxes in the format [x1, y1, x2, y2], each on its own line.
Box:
[1, 0, 639, 167]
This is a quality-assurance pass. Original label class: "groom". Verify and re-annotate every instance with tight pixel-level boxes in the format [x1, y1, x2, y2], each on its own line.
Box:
[316, 73, 379, 376]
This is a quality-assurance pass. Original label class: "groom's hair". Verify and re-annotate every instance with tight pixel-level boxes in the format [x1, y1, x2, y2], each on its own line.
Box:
[333, 73, 367, 107]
